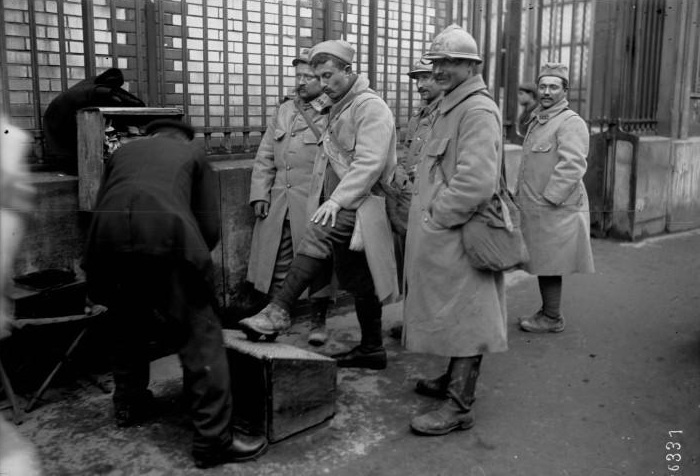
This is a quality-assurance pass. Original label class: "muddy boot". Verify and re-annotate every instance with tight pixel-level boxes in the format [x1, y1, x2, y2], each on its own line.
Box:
[238, 302, 291, 341]
[410, 356, 482, 435]
[332, 295, 386, 369]
[307, 298, 330, 346]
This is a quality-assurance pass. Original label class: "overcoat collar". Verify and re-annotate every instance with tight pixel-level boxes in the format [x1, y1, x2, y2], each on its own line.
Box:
[532, 99, 570, 124]
[328, 74, 370, 120]
[438, 75, 489, 115]
[414, 98, 441, 118]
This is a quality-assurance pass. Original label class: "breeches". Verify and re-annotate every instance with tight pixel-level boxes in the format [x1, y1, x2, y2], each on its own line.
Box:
[296, 208, 375, 298]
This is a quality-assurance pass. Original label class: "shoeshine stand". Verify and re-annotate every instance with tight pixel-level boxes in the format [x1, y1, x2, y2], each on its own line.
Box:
[223, 330, 337, 442]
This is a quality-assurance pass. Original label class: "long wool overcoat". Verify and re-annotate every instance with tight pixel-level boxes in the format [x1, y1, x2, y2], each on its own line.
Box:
[306, 75, 399, 303]
[247, 98, 327, 294]
[517, 99, 595, 275]
[403, 75, 508, 357]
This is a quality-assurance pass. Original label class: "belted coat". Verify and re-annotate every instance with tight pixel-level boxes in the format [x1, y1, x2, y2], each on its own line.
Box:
[307, 75, 399, 303]
[247, 98, 327, 294]
[517, 99, 595, 275]
[403, 75, 508, 357]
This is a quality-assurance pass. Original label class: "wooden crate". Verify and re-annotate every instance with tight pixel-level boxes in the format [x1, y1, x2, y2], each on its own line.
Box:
[223, 330, 337, 442]
[76, 107, 183, 210]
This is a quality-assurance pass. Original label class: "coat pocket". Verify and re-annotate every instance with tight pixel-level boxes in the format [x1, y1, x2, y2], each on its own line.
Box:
[532, 142, 553, 153]
[425, 137, 450, 159]
[274, 128, 286, 141]
[302, 129, 319, 144]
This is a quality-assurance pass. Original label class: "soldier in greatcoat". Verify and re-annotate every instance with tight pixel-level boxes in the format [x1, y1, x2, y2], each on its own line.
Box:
[516, 62, 595, 333]
[240, 40, 399, 370]
[247, 49, 332, 346]
[403, 24, 507, 436]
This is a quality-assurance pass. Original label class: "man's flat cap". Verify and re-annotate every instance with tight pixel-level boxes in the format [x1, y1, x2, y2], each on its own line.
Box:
[407, 60, 433, 79]
[309, 40, 355, 64]
[292, 47, 311, 66]
[538, 62, 569, 83]
[144, 119, 195, 140]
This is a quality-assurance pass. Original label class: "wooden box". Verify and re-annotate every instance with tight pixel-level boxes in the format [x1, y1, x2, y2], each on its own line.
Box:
[223, 330, 337, 442]
[76, 106, 184, 210]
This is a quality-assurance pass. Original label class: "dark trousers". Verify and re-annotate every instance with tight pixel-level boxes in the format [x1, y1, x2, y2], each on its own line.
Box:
[89, 254, 232, 453]
[296, 208, 375, 299]
[271, 219, 332, 299]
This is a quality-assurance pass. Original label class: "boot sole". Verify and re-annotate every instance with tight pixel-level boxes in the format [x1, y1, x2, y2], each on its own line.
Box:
[414, 386, 447, 399]
[239, 325, 279, 342]
[410, 419, 475, 436]
[194, 441, 269, 469]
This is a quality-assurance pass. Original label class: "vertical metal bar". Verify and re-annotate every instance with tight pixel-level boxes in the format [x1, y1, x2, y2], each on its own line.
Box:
[159, 0, 167, 106]
[260, 0, 266, 122]
[179, 1, 188, 115]
[203, 0, 210, 127]
[343, 0, 348, 39]
[578, 0, 586, 116]
[383, 0, 389, 103]
[493, 0, 504, 101]
[368, 0, 377, 90]
[547, 0, 555, 62]
[569, 0, 578, 109]
[422, 0, 428, 51]
[81, 0, 96, 78]
[535, 0, 544, 74]
[395, 0, 402, 117]
[110, 0, 118, 69]
[0, 0, 9, 113]
[505, 0, 523, 143]
[446, 0, 454, 26]
[135, 1, 144, 101]
[471, 0, 482, 47]
[223, 0, 229, 127]
[557, 0, 564, 63]
[324, 0, 333, 39]
[647, 0, 663, 126]
[28, 0, 43, 129]
[457, 0, 464, 24]
[145, 0, 159, 107]
[483, 0, 493, 86]
[242, 1, 250, 134]
[57, 0, 68, 91]
[278, 1, 284, 101]
[356, 0, 362, 75]
[406, 0, 415, 119]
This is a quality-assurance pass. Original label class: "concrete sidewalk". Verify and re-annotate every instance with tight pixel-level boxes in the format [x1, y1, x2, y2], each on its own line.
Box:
[8, 231, 700, 475]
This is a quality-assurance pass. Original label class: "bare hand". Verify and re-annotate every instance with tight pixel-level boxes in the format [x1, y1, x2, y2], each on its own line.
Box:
[311, 200, 341, 227]
[253, 200, 269, 218]
[85, 302, 108, 317]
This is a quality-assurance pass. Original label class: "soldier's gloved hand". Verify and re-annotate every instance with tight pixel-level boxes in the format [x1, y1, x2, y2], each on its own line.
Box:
[253, 200, 269, 218]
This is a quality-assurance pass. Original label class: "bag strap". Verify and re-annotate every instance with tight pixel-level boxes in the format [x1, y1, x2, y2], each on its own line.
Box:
[434, 89, 506, 189]
[294, 98, 322, 141]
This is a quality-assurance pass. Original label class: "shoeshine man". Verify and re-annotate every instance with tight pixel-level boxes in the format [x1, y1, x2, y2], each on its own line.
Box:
[239, 40, 399, 370]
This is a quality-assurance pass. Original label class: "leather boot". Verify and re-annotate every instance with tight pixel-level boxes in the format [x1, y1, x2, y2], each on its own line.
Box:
[307, 298, 329, 346]
[193, 431, 269, 468]
[238, 302, 291, 338]
[414, 358, 453, 398]
[332, 295, 387, 369]
[410, 356, 482, 436]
